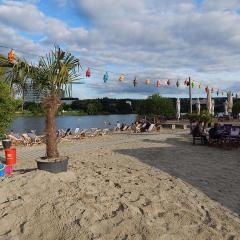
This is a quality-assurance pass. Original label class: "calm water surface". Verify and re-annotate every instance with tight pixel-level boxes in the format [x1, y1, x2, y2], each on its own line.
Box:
[10, 114, 137, 134]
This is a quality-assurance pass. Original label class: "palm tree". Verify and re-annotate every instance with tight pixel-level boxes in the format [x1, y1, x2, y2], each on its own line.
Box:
[0, 54, 30, 108]
[31, 47, 81, 158]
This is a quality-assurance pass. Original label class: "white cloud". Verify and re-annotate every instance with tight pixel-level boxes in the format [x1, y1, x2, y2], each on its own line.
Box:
[203, 0, 240, 11]
[0, 1, 45, 32]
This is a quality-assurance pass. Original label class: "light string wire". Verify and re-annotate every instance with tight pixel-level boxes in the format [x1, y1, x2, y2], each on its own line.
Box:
[0, 44, 239, 97]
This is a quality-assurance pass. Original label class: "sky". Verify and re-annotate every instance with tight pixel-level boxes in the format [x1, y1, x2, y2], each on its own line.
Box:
[0, 0, 240, 99]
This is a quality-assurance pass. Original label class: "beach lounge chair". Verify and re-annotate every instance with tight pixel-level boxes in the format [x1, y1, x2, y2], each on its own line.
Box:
[22, 133, 34, 145]
[85, 128, 100, 137]
[131, 124, 141, 133]
[57, 128, 72, 140]
[98, 128, 109, 136]
[5, 134, 26, 146]
[73, 128, 80, 135]
[63, 128, 72, 137]
[27, 131, 45, 144]
[122, 125, 128, 131]
[148, 124, 155, 132]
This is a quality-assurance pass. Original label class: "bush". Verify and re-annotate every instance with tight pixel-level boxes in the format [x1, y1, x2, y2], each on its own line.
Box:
[0, 81, 16, 138]
[188, 112, 213, 125]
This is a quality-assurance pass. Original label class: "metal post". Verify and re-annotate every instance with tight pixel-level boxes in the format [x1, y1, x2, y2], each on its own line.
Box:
[189, 77, 192, 114]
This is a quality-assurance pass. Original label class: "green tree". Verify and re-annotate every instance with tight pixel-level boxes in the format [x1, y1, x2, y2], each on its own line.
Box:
[87, 103, 98, 115]
[0, 55, 30, 111]
[0, 81, 16, 138]
[115, 100, 132, 114]
[24, 102, 44, 115]
[136, 94, 175, 117]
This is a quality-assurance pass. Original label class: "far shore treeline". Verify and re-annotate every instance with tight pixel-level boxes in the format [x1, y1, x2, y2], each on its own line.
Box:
[20, 94, 240, 118]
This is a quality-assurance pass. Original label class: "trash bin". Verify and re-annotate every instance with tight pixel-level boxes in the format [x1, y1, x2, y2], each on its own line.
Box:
[2, 139, 12, 149]
[5, 148, 16, 165]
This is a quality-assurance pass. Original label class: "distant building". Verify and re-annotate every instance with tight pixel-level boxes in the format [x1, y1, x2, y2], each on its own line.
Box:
[61, 97, 79, 105]
[24, 82, 67, 103]
[24, 84, 49, 103]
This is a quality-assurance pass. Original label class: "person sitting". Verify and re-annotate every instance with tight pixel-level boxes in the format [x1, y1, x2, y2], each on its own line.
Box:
[120, 123, 125, 131]
[140, 121, 151, 132]
[10, 130, 21, 140]
[145, 121, 151, 130]
[209, 123, 222, 140]
[192, 122, 202, 137]
[131, 121, 141, 133]
[192, 122, 207, 144]
[27, 130, 42, 143]
[116, 121, 121, 131]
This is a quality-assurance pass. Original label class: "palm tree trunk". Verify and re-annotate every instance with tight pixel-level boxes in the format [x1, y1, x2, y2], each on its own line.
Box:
[22, 90, 25, 112]
[44, 96, 60, 158]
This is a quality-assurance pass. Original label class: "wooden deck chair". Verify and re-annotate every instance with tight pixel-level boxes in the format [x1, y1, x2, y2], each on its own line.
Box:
[102, 129, 109, 135]
[27, 131, 45, 144]
[148, 124, 155, 132]
[6, 134, 26, 146]
[22, 133, 34, 145]
[122, 125, 128, 131]
[73, 128, 80, 135]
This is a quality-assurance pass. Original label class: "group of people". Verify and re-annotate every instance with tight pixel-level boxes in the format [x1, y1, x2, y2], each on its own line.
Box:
[192, 122, 224, 144]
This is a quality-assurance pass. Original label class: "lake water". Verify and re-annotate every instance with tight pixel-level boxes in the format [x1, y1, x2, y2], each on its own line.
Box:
[10, 114, 137, 134]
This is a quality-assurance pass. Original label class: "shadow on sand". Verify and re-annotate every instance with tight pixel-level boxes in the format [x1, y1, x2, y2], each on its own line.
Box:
[14, 168, 38, 174]
[115, 136, 240, 215]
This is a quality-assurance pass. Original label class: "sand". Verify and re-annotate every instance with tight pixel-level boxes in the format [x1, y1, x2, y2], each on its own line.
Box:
[0, 130, 240, 240]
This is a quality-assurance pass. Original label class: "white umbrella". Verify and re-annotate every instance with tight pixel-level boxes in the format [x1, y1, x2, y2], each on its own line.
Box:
[196, 98, 201, 115]
[211, 99, 215, 116]
[176, 98, 181, 120]
[207, 89, 212, 114]
[227, 91, 233, 113]
[224, 100, 228, 115]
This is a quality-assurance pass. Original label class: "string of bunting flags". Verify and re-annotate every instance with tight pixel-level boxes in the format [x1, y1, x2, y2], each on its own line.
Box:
[1, 46, 239, 98]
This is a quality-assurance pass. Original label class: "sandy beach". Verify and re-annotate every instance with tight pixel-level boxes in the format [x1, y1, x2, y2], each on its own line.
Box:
[0, 130, 240, 240]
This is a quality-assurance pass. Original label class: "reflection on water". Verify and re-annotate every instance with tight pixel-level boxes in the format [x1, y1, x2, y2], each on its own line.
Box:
[10, 114, 137, 134]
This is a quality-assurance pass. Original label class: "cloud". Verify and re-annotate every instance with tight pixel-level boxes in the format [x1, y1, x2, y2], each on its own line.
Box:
[0, 1, 45, 32]
[202, 0, 240, 11]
